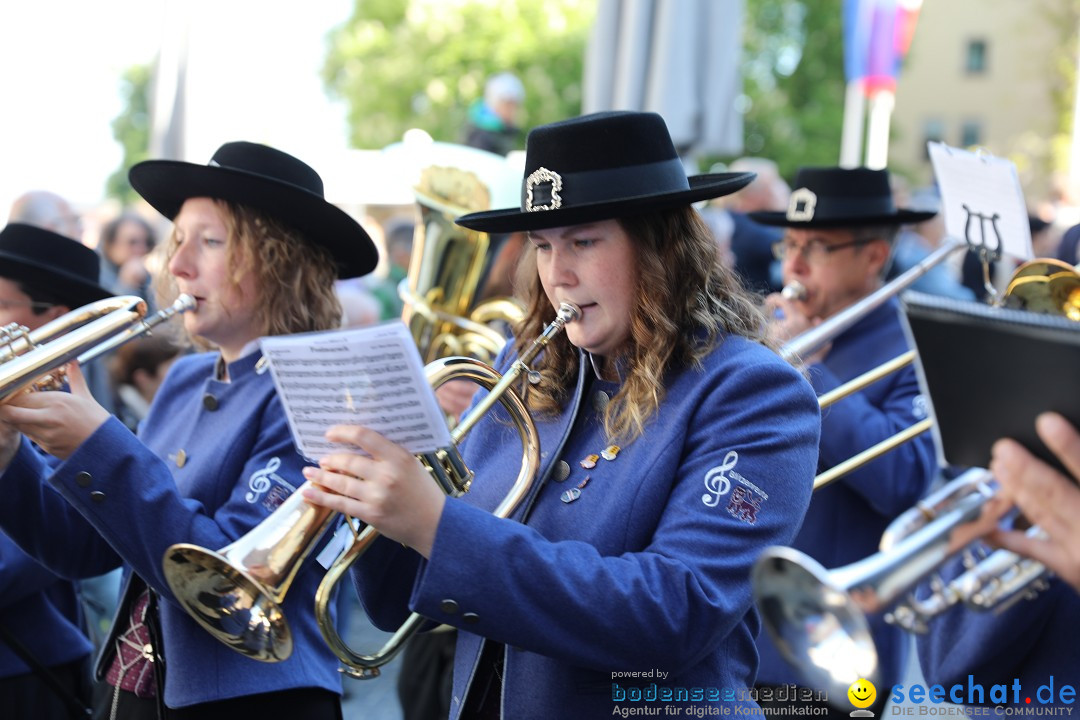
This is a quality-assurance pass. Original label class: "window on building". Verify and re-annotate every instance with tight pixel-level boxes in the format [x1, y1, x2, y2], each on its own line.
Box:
[960, 121, 982, 148]
[966, 39, 988, 74]
[922, 118, 945, 158]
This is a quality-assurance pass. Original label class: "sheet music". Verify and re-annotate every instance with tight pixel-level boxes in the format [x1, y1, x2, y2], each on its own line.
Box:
[260, 321, 451, 462]
[928, 141, 1033, 260]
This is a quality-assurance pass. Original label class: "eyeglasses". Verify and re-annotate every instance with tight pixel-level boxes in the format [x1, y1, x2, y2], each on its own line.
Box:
[772, 237, 876, 263]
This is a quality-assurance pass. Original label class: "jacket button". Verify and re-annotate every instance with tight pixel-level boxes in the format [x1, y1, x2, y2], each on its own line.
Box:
[203, 394, 219, 411]
[439, 599, 459, 614]
[462, 612, 480, 624]
[74, 471, 92, 487]
[553, 460, 570, 482]
[89, 491, 106, 503]
[593, 391, 610, 412]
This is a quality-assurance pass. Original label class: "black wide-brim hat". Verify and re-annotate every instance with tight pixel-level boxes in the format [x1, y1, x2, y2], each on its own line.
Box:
[455, 111, 756, 233]
[750, 167, 937, 228]
[0, 223, 112, 307]
[129, 141, 378, 279]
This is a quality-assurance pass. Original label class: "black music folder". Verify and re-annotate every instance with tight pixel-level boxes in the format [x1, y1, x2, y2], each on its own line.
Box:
[901, 291, 1080, 474]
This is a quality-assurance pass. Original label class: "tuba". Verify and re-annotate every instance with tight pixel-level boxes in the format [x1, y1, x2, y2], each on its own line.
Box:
[0, 293, 193, 402]
[161, 303, 580, 674]
[400, 143, 525, 365]
[753, 257, 1080, 699]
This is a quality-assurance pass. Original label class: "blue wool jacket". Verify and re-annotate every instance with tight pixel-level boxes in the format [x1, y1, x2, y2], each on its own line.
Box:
[0, 532, 92, 678]
[914, 553, 1080, 709]
[354, 334, 821, 719]
[0, 351, 343, 708]
[756, 298, 937, 694]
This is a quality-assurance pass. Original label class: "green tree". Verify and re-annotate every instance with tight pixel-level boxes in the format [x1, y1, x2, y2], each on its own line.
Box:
[728, 0, 847, 183]
[322, 0, 595, 149]
[107, 64, 153, 204]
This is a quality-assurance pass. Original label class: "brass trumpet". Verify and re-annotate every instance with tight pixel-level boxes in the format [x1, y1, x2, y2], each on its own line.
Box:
[0, 293, 194, 402]
[162, 303, 580, 674]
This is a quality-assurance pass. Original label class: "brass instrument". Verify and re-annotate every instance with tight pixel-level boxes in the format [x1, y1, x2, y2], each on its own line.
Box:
[401, 158, 525, 365]
[0, 293, 194, 402]
[753, 258, 1080, 699]
[161, 303, 581, 672]
[779, 239, 966, 489]
[752, 468, 1049, 699]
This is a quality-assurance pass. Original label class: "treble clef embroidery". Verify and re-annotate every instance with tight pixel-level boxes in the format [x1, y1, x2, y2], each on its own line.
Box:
[246, 457, 282, 503]
[702, 451, 738, 507]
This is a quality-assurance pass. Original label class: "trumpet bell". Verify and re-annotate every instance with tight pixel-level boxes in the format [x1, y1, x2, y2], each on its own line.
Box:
[163, 487, 340, 662]
[163, 544, 291, 661]
[1003, 258, 1080, 320]
[752, 546, 878, 699]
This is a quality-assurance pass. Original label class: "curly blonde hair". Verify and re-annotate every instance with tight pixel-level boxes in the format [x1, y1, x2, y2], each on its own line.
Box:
[513, 206, 775, 443]
[155, 199, 342, 348]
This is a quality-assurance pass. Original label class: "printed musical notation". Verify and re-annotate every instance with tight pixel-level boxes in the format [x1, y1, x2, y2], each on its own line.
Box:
[260, 321, 451, 462]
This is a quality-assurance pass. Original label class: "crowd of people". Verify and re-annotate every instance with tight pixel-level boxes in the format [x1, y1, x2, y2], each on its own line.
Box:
[0, 98, 1077, 720]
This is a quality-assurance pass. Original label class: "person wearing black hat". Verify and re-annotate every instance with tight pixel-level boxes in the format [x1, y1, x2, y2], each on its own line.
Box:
[0, 223, 112, 719]
[0, 142, 378, 719]
[750, 167, 939, 716]
[302, 111, 821, 718]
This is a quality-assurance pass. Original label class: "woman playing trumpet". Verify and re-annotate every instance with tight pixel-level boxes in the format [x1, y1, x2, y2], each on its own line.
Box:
[303, 111, 821, 718]
[0, 142, 377, 719]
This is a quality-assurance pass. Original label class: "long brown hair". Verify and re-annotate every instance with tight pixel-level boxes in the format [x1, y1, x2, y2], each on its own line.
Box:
[513, 206, 774, 443]
[155, 199, 342, 349]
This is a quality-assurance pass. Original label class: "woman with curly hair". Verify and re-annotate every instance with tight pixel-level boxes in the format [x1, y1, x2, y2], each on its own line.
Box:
[0, 142, 377, 719]
[304, 112, 821, 719]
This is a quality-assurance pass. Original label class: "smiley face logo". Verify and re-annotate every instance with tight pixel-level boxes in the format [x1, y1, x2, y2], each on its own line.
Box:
[848, 678, 877, 709]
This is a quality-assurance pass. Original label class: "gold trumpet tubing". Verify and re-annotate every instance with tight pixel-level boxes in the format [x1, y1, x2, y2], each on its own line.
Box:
[399, 283, 509, 363]
[452, 302, 578, 440]
[812, 349, 927, 491]
[0, 295, 185, 401]
[469, 297, 525, 326]
[781, 238, 966, 362]
[817, 351, 916, 409]
[312, 303, 578, 679]
[812, 418, 932, 491]
[314, 356, 540, 679]
[76, 294, 195, 366]
[0, 296, 145, 399]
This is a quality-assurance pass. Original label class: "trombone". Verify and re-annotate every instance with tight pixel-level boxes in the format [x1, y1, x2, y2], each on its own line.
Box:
[780, 238, 965, 490]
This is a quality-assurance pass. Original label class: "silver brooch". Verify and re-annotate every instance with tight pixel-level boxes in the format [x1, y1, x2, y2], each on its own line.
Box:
[786, 187, 817, 222]
[525, 167, 563, 212]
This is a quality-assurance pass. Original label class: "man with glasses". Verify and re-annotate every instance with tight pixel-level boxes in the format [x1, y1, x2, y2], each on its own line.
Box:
[748, 167, 940, 717]
[0, 222, 115, 718]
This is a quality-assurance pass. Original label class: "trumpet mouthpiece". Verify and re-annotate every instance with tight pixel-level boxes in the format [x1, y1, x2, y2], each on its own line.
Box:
[558, 302, 581, 322]
[781, 282, 807, 302]
[174, 294, 197, 312]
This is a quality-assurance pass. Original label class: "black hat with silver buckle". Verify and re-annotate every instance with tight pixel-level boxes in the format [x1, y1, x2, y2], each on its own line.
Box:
[750, 167, 937, 228]
[455, 111, 755, 233]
